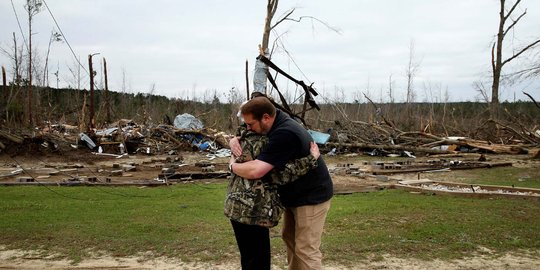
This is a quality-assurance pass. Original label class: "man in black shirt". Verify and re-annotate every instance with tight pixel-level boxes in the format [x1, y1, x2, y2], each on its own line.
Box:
[229, 97, 333, 270]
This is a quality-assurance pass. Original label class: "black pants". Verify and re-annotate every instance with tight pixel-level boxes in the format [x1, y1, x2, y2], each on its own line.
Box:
[230, 219, 271, 270]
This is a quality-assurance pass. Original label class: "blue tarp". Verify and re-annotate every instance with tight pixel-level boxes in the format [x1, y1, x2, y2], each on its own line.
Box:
[308, 130, 331, 144]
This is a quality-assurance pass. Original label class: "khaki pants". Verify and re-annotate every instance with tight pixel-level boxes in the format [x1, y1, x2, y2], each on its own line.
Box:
[282, 200, 331, 270]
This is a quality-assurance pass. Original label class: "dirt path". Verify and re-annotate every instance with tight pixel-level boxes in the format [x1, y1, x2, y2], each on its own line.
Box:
[1, 247, 539, 269]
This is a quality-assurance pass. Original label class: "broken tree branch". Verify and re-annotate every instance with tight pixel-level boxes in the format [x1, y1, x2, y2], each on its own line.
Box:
[363, 93, 402, 132]
[523, 91, 540, 110]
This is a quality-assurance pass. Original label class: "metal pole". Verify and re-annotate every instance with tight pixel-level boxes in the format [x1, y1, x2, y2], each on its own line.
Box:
[245, 60, 249, 100]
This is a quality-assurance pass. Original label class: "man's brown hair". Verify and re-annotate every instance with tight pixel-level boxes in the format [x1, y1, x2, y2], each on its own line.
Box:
[241, 96, 276, 120]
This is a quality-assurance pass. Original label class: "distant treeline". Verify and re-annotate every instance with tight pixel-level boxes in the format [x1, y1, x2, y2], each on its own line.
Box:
[1, 86, 538, 138]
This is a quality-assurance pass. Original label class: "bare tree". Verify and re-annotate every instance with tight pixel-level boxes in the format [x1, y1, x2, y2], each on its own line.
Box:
[1, 66, 5, 91]
[25, 0, 42, 125]
[387, 74, 395, 103]
[256, 0, 340, 97]
[43, 30, 62, 87]
[491, 0, 540, 106]
[0, 33, 25, 125]
[66, 56, 83, 90]
[473, 80, 491, 103]
[405, 40, 421, 103]
[103, 58, 111, 123]
[261, 2, 340, 52]
[252, 0, 281, 96]
[261, 0, 279, 54]
[121, 67, 128, 92]
[0, 33, 24, 86]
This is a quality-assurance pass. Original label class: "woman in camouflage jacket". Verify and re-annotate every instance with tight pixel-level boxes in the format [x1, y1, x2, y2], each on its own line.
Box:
[224, 129, 319, 270]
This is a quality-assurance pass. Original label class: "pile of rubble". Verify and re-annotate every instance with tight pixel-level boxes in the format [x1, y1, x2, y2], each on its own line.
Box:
[322, 111, 540, 157]
[0, 114, 231, 158]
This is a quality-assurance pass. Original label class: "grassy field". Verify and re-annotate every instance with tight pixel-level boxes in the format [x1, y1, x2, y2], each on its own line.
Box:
[1, 178, 539, 265]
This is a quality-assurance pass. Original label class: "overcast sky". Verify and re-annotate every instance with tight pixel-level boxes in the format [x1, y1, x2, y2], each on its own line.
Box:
[1, 0, 539, 103]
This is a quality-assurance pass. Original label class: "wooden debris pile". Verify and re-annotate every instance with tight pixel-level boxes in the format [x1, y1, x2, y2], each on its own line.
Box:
[0, 120, 232, 157]
[323, 116, 540, 156]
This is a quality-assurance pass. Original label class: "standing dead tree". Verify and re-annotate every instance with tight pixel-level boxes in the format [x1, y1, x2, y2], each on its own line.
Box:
[1, 66, 6, 120]
[252, 0, 314, 124]
[1, 66, 5, 91]
[491, 0, 540, 107]
[253, 0, 340, 126]
[25, 0, 42, 126]
[405, 40, 421, 104]
[88, 53, 99, 131]
[0, 33, 25, 125]
[260, 0, 279, 56]
[103, 58, 111, 124]
[43, 31, 62, 87]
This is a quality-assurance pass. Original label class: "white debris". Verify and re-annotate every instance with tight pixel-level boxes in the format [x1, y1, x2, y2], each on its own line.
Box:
[418, 183, 540, 196]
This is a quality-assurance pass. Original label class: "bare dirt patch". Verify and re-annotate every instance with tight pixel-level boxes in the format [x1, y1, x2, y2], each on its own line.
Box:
[1, 246, 539, 270]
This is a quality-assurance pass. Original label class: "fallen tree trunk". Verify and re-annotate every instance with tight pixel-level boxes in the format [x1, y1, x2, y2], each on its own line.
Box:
[0, 130, 24, 144]
[421, 138, 528, 155]
[465, 142, 528, 155]
[325, 142, 454, 155]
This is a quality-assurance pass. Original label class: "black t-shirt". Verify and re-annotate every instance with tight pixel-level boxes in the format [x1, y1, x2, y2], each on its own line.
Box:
[257, 111, 333, 207]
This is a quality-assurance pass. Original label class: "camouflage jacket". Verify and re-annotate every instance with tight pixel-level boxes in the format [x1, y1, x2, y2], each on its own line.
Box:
[224, 130, 318, 227]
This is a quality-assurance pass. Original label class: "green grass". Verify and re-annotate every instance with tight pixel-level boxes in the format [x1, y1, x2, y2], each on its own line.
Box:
[0, 183, 539, 265]
[0, 184, 233, 262]
[325, 189, 540, 263]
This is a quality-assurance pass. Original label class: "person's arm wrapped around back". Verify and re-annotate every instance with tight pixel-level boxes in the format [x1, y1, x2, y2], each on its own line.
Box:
[269, 151, 318, 186]
[238, 129, 319, 185]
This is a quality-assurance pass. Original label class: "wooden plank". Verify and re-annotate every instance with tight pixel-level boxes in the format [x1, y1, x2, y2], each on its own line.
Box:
[159, 171, 230, 180]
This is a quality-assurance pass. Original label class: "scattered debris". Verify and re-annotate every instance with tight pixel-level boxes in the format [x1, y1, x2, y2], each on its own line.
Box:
[396, 180, 540, 200]
[79, 133, 96, 149]
[0, 104, 538, 191]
